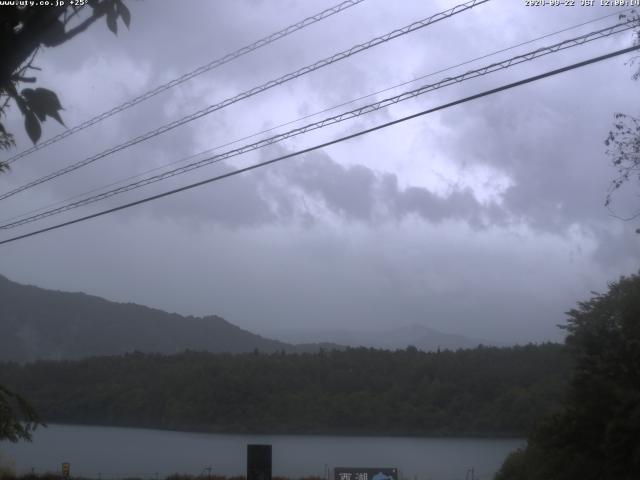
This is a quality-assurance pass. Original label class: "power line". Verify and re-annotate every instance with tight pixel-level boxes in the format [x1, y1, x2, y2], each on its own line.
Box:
[3, 19, 635, 228]
[1, 44, 637, 246]
[1, 5, 634, 225]
[0, 0, 489, 201]
[3, 9, 628, 227]
[3, 0, 367, 165]
[2, 19, 635, 230]
[4, 6, 629, 227]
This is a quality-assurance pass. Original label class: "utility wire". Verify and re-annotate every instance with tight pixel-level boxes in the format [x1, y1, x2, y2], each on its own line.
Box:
[9, 8, 633, 225]
[1, 5, 633, 230]
[1, 44, 637, 246]
[1, 19, 636, 230]
[3, 0, 367, 165]
[3, 6, 630, 226]
[0, 0, 489, 201]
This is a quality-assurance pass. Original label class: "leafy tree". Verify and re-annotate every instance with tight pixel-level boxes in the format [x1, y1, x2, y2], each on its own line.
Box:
[605, 111, 640, 225]
[0, 0, 131, 168]
[0, 384, 42, 442]
[496, 272, 640, 480]
[604, 12, 640, 227]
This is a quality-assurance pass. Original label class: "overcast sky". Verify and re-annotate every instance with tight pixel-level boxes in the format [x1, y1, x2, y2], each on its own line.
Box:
[0, 0, 638, 344]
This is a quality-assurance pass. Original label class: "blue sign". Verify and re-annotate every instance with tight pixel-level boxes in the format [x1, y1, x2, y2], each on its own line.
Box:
[334, 467, 398, 480]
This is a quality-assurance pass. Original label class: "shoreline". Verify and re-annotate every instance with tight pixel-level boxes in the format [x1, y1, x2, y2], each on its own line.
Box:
[33, 422, 527, 441]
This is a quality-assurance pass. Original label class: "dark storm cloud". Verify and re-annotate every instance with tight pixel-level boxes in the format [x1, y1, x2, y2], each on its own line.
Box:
[277, 151, 506, 226]
[405, 1, 640, 243]
[141, 148, 508, 230]
[422, 52, 639, 234]
[425, 84, 640, 270]
[383, 175, 504, 227]
[281, 154, 378, 220]
[145, 165, 281, 228]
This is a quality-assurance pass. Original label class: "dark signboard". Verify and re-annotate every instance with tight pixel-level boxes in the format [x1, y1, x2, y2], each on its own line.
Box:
[334, 467, 398, 480]
[247, 444, 272, 480]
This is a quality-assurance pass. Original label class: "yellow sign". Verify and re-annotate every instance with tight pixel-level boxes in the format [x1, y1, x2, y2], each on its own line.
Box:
[62, 463, 70, 479]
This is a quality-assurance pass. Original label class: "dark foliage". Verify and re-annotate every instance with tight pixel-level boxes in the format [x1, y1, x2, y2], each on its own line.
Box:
[605, 112, 640, 223]
[0, 383, 43, 442]
[496, 272, 640, 480]
[604, 12, 640, 225]
[0, 0, 130, 169]
[0, 343, 569, 437]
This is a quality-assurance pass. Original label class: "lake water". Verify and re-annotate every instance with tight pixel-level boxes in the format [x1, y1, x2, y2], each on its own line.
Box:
[0, 425, 523, 480]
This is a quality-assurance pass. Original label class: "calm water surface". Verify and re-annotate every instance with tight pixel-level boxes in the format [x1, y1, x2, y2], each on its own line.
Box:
[0, 425, 523, 480]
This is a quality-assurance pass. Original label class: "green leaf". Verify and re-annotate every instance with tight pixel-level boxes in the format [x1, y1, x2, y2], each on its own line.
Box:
[22, 89, 47, 122]
[48, 109, 64, 126]
[33, 108, 46, 122]
[24, 110, 41, 144]
[106, 5, 118, 35]
[35, 88, 62, 111]
[40, 19, 67, 47]
[116, 0, 131, 29]
[21, 88, 65, 126]
[14, 95, 27, 115]
[0, 122, 15, 151]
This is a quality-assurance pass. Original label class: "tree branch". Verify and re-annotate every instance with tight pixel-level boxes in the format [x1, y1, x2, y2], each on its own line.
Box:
[606, 204, 640, 222]
[58, 10, 105, 44]
[63, 4, 88, 28]
[0, 8, 64, 86]
[47, 2, 112, 46]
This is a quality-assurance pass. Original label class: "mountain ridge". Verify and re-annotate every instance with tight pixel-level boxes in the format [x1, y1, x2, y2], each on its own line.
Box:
[0, 274, 333, 362]
[0, 274, 493, 362]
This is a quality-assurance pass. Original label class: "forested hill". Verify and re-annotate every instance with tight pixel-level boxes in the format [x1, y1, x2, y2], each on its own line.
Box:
[0, 274, 328, 362]
[0, 344, 570, 437]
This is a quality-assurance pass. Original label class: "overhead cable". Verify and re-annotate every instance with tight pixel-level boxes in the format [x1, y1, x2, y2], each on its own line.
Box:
[1, 19, 635, 230]
[3, 8, 631, 227]
[0, 0, 489, 201]
[3, 0, 367, 165]
[1, 43, 638, 246]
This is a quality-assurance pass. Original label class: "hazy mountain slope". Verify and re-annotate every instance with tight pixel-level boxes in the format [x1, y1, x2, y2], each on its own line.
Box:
[0, 274, 301, 362]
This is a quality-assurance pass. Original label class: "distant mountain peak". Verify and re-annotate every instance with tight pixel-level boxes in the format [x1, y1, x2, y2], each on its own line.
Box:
[262, 323, 501, 352]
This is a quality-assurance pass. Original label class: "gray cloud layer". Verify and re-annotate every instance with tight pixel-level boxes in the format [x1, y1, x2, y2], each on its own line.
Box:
[0, 0, 638, 344]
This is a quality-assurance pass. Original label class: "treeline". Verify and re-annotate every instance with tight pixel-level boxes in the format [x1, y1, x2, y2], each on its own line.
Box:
[0, 344, 569, 437]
